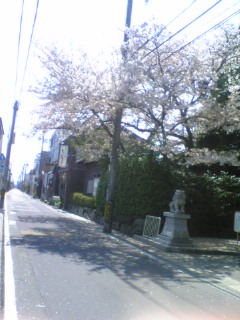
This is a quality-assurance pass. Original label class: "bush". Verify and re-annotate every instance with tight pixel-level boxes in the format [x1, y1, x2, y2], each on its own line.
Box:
[95, 170, 108, 211]
[95, 151, 240, 238]
[95, 152, 183, 222]
[183, 171, 240, 237]
[114, 153, 180, 222]
[69, 192, 96, 209]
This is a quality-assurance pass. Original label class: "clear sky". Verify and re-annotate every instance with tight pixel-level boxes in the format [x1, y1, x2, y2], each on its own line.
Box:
[0, 0, 239, 182]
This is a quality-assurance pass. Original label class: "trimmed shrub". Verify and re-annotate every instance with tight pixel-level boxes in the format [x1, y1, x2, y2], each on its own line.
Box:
[114, 153, 180, 222]
[96, 152, 182, 223]
[183, 171, 240, 237]
[95, 151, 240, 238]
[95, 155, 110, 211]
[95, 170, 108, 212]
[69, 192, 96, 209]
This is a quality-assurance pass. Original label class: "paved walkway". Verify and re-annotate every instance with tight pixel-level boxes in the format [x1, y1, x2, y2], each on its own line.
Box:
[113, 231, 240, 256]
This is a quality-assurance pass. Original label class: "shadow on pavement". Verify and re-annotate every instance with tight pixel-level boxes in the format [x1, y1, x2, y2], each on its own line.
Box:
[13, 212, 240, 290]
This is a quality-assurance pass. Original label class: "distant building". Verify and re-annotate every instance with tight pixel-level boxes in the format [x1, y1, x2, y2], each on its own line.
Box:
[39, 130, 100, 208]
[0, 118, 4, 191]
[0, 117, 4, 154]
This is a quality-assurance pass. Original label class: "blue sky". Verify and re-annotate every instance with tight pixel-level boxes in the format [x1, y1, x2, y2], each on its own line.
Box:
[0, 0, 239, 182]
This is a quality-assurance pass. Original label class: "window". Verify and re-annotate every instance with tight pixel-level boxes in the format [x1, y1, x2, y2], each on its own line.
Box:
[87, 180, 93, 195]
[93, 177, 100, 197]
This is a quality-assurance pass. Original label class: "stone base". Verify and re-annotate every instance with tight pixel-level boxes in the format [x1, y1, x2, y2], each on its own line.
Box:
[156, 211, 193, 248]
[157, 234, 193, 247]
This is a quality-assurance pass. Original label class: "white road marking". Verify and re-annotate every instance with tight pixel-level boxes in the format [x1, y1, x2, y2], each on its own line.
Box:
[4, 200, 18, 320]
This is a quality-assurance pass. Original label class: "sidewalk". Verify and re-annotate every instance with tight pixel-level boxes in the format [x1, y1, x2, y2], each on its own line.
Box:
[58, 205, 240, 257]
[135, 234, 240, 256]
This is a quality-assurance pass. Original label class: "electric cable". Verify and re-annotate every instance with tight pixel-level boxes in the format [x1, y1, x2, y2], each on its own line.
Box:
[162, 8, 240, 62]
[165, 0, 197, 29]
[212, 0, 240, 21]
[134, 0, 198, 55]
[191, 0, 240, 36]
[144, 0, 223, 58]
[14, 0, 25, 99]
[19, 0, 40, 98]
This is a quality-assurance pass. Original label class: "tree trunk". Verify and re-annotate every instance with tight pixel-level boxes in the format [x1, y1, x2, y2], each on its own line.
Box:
[103, 108, 123, 233]
[103, 0, 133, 233]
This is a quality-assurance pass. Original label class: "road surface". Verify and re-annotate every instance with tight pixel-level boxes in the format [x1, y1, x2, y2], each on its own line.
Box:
[3, 189, 240, 320]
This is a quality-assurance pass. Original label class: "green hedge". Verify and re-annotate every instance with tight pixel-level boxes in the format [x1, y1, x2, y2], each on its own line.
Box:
[96, 153, 180, 223]
[95, 170, 108, 211]
[114, 154, 178, 222]
[69, 192, 96, 209]
[96, 152, 240, 237]
[183, 172, 240, 237]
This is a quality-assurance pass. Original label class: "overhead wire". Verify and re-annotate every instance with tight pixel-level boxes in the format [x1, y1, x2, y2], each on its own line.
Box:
[162, 8, 240, 62]
[14, 0, 25, 99]
[19, 0, 40, 98]
[165, 0, 197, 29]
[192, 0, 240, 35]
[133, 0, 198, 56]
[14, 0, 239, 97]
[143, 0, 223, 58]
[209, 0, 240, 21]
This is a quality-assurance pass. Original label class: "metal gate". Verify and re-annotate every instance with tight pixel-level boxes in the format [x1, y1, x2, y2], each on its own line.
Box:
[143, 215, 161, 238]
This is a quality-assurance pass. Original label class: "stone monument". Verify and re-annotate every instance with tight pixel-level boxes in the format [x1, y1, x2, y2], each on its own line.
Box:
[157, 190, 193, 247]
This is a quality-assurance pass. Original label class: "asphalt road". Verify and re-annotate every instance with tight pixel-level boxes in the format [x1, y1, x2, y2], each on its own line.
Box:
[3, 189, 240, 320]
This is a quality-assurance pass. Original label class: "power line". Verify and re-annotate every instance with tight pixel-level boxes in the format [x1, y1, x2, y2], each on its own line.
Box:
[19, 0, 40, 97]
[213, 0, 240, 20]
[14, 0, 25, 99]
[192, 0, 240, 35]
[165, 0, 197, 29]
[144, 0, 223, 58]
[162, 8, 240, 62]
[133, 0, 198, 56]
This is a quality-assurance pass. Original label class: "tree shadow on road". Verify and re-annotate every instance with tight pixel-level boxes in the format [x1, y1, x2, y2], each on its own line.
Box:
[13, 211, 240, 306]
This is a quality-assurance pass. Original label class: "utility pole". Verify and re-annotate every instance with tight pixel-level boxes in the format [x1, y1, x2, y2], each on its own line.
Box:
[103, 0, 133, 233]
[5, 101, 19, 189]
[0, 101, 19, 208]
[37, 130, 45, 198]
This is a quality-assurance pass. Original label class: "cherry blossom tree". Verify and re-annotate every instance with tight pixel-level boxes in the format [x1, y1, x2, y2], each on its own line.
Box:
[119, 23, 240, 165]
[31, 23, 239, 163]
[30, 22, 240, 234]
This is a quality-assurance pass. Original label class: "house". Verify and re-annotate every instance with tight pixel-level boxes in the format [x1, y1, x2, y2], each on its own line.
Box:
[40, 131, 100, 208]
[26, 151, 50, 197]
[36, 150, 51, 198]
[56, 136, 100, 209]
[39, 130, 70, 201]
[75, 145, 100, 197]
[39, 127, 145, 208]
[0, 117, 4, 154]
[0, 118, 4, 191]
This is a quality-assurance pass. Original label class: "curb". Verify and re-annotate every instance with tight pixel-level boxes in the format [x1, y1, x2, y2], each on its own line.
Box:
[110, 231, 240, 257]
[133, 234, 240, 256]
